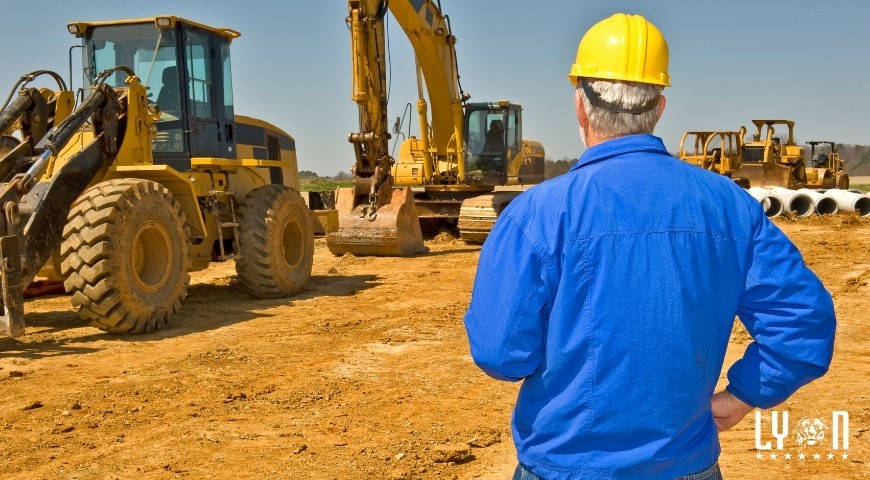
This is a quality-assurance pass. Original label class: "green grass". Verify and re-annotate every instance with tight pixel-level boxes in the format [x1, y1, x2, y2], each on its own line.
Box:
[851, 184, 870, 193]
[298, 177, 353, 192]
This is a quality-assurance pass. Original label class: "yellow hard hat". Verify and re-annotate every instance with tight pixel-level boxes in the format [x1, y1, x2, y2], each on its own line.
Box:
[568, 13, 670, 87]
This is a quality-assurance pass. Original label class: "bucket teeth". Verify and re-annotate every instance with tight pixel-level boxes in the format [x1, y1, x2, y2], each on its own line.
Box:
[326, 187, 426, 256]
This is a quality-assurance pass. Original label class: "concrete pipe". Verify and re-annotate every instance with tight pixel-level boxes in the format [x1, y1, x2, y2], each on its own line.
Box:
[823, 189, 870, 217]
[747, 187, 784, 218]
[796, 189, 839, 215]
[769, 187, 815, 217]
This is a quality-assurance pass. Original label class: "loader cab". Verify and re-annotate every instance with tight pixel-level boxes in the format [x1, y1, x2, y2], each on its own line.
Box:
[70, 17, 239, 171]
[464, 101, 522, 185]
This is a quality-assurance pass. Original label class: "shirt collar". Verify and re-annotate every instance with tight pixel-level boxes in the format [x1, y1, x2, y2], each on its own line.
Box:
[571, 134, 670, 171]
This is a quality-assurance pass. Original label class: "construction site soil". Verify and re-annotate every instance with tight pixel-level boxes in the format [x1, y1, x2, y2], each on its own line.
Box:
[1, 215, 868, 479]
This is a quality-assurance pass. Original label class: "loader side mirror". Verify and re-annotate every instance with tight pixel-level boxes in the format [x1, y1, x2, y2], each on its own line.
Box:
[392, 116, 401, 135]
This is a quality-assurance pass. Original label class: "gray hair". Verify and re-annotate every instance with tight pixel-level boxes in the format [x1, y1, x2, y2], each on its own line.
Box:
[577, 79, 663, 139]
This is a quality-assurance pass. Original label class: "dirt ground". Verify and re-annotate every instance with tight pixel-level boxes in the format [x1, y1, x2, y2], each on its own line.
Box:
[0, 215, 868, 479]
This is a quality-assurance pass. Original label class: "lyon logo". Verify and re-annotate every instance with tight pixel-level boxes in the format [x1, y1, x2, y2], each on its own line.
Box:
[795, 417, 828, 448]
[755, 410, 849, 450]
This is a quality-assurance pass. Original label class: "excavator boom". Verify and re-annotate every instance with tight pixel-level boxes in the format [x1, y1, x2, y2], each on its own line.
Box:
[327, 0, 430, 256]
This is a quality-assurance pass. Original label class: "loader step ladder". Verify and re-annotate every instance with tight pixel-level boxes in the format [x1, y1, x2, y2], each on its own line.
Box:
[207, 172, 242, 261]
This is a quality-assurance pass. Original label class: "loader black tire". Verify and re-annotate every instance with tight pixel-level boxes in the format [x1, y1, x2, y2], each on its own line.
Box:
[235, 184, 313, 298]
[60, 179, 190, 333]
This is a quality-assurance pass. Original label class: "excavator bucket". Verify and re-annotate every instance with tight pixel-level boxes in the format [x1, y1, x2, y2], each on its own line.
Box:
[326, 186, 425, 256]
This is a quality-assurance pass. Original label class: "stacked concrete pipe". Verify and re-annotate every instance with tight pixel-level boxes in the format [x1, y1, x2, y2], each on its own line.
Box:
[796, 189, 839, 215]
[769, 187, 815, 217]
[822, 189, 870, 217]
[747, 187, 784, 217]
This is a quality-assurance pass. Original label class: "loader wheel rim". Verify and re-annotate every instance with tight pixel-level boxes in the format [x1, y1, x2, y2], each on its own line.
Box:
[130, 220, 173, 294]
[280, 218, 303, 269]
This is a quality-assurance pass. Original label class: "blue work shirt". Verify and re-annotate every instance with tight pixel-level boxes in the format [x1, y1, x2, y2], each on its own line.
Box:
[463, 134, 835, 480]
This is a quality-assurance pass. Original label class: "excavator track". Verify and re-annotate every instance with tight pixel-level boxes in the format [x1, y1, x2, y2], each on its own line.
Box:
[457, 192, 520, 244]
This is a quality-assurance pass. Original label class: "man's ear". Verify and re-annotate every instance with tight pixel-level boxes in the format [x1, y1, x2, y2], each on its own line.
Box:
[657, 95, 667, 120]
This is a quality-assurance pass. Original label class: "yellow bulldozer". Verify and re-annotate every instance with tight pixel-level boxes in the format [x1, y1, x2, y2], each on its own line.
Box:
[678, 128, 748, 187]
[0, 16, 314, 338]
[737, 119, 806, 189]
[805, 140, 849, 189]
[326, 0, 545, 256]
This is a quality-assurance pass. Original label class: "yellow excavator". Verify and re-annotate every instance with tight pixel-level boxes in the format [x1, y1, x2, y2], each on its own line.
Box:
[326, 0, 545, 256]
[0, 17, 313, 338]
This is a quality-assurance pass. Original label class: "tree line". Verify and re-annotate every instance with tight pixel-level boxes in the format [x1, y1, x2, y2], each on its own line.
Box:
[303, 143, 870, 189]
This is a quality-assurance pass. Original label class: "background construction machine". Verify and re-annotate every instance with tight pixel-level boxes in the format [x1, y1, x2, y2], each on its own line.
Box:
[806, 140, 849, 189]
[738, 119, 806, 189]
[678, 129, 747, 187]
[0, 16, 313, 338]
[326, 0, 545, 256]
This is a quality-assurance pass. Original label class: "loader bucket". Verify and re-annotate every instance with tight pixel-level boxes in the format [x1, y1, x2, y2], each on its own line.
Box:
[326, 186, 425, 256]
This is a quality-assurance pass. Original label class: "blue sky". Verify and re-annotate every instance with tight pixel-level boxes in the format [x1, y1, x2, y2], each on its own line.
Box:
[2, 1, 868, 176]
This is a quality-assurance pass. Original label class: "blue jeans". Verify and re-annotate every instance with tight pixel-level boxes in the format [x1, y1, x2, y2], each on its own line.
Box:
[512, 461, 723, 480]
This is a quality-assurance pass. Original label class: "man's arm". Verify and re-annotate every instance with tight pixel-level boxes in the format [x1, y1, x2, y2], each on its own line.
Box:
[711, 390, 754, 432]
[463, 213, 552, 382]
[726, 214, 836, 410]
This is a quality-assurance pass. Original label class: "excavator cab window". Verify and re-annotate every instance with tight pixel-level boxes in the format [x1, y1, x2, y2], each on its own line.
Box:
[465, 106, 519, 176]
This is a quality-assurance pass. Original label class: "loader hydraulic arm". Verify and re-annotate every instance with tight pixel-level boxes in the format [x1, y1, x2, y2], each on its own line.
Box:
[0, 77, 124, 338]
[0, 70, 75, 183]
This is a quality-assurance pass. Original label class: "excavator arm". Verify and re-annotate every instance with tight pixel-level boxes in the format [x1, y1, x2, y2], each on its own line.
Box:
[328, 0, 468, 256]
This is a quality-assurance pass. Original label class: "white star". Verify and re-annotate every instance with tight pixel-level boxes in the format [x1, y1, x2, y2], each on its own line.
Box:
[813, 453, 821, 460]
[841, 452, 848, 460]
[770, 453, 777, 460]
[756, 452, 763, 460]
[784, 453, 792, 460]
[827, 453, 835, 460]
[798, 453, 806, 460]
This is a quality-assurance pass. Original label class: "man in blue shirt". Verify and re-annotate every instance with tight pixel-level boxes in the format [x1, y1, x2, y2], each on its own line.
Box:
[463, 13, 836, 480]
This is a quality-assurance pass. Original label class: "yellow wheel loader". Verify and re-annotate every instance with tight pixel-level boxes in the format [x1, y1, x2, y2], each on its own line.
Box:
[0, 17, 313, 338]
[326, 0, 545, 256]
[805, 140, 849, 189]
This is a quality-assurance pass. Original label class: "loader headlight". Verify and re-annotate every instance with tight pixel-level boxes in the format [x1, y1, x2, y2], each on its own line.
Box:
[155, 17, 173, 28]
[67, 24, 81, 35]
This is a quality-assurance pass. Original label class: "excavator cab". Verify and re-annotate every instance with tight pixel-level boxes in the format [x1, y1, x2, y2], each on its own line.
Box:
[465, 102, 521, 186]
[71, 17, 239, 170]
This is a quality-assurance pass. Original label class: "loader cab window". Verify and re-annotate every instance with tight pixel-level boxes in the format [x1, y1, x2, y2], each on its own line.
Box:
[184, 30, 215, 120]
[221, 43, 235, 121]
[84, 23, 185, 153]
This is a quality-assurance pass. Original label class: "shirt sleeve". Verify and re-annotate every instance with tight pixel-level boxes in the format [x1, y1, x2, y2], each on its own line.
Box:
[726, 213, 836, 409]
[463, 212, 551, 382]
